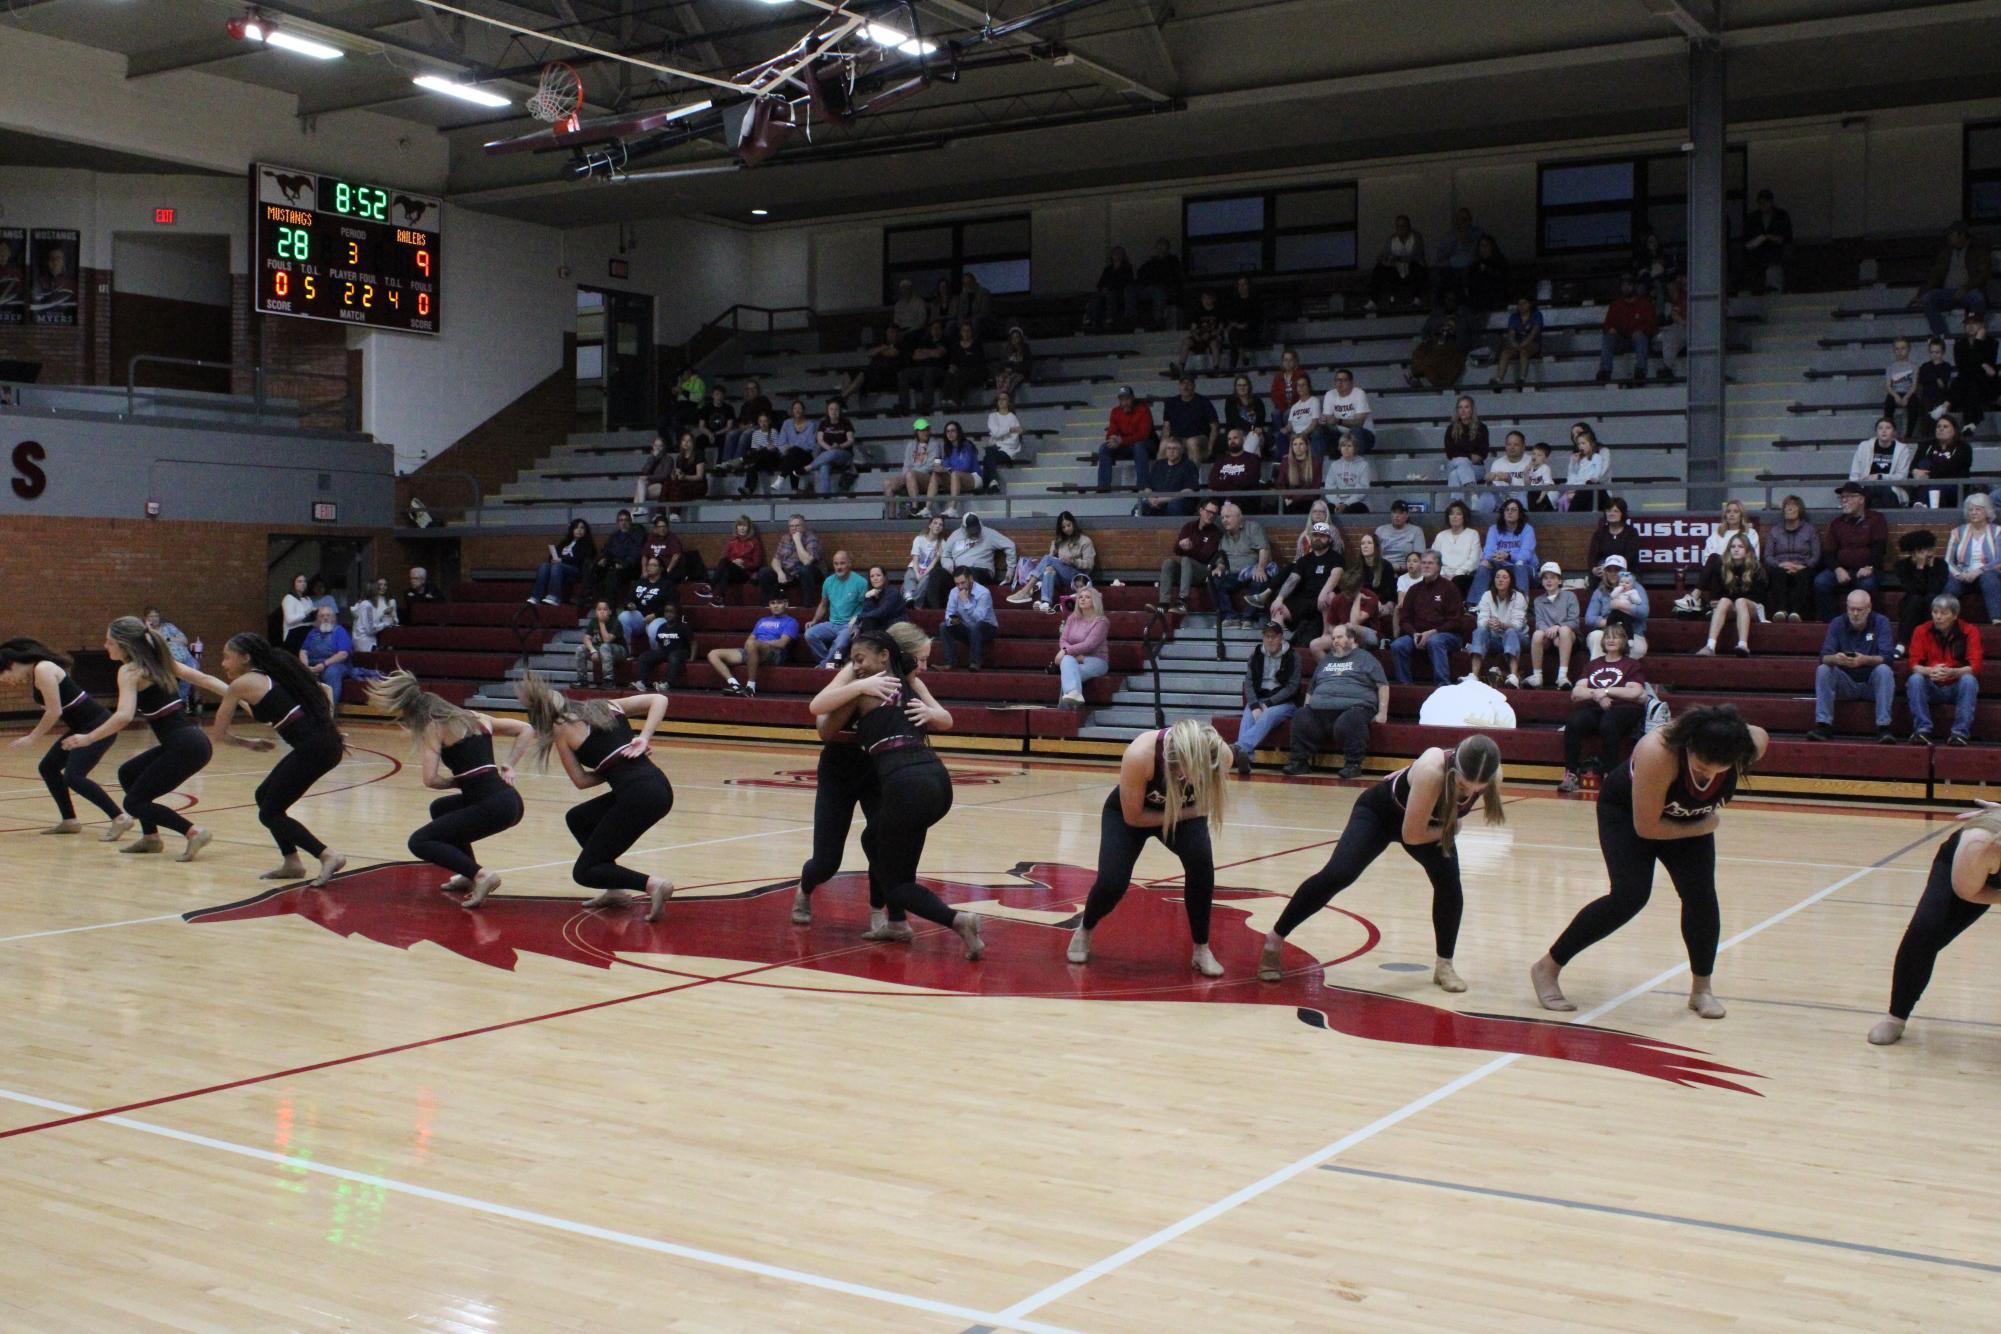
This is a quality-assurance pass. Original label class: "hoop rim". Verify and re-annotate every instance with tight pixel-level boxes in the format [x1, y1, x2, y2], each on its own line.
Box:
[526, 59, 585, 128]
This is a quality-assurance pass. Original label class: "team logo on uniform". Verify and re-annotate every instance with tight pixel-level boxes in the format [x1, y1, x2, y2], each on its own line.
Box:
[725, 768, 1006, 789]
[187, 861, 1759, 1095]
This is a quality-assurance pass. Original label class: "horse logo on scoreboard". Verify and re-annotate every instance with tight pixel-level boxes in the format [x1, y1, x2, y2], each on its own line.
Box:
[261, 169, 316, 209]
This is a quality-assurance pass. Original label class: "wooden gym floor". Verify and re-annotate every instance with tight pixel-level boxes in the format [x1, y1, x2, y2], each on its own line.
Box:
[0, 726, 1994, 1331]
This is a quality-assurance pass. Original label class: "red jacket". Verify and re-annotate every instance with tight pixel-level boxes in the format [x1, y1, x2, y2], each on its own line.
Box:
[1909, 619, 1985, 672]
[722, 535, 765, 570]
[1603, 296, 1658, 338]
[1269, 372, 1301, 418]
[1107, 403, 1155, 447]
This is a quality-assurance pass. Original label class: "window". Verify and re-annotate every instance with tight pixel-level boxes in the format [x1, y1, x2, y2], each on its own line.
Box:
[882, 214, 1031, 303]
[1181, 183, 1358, 277]
[1968, 121, 2001, 223]
[1536, 148, 1746, 256]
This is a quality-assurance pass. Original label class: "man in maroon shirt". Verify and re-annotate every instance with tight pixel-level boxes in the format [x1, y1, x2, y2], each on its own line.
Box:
[1389, 550, 1468, 682]
[1156, 499, 1222, 611]
[1815, 482, 1890, 619]
[1596, 274, 1659, 386]
[1207, 429, 1262, 508]
[1098, 385, 1157, 492]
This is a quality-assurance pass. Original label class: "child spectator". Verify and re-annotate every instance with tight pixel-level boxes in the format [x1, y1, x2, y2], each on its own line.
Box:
[1526, 561, 1579, 689]
[575, 600, 627, 687]
[1884, 337, 1920, 440]
[1565, 422, 1614, 512]
[635, 600, 693, 685]
[707, 595, 799, 697]
[1524, 442, 1557, 512]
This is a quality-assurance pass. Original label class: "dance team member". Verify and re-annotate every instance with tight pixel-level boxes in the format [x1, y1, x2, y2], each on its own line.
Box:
[791, 708, 908, 942]
[1868, 804, 2001, 1046]
[206, 633, 349, 885]
[1, 638, 122, 833]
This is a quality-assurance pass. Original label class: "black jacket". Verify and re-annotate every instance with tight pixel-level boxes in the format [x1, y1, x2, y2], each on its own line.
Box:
[1242, 643, 1300, 707]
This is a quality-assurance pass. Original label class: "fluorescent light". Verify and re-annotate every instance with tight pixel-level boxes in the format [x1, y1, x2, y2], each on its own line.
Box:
[414, 75, 511, 108]
[750, 208, 768, 216]
[242, 17, 265, 40]
[264, 30, 343, 60]
[861, 23, 937, 56]
[662, 99, 712, 123]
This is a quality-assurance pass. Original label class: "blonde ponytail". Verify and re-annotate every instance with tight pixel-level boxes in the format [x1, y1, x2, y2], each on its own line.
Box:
[1432, 734, 1505, 856]
[1161, 718, 1229, 841]
[107, 616, 177, 694]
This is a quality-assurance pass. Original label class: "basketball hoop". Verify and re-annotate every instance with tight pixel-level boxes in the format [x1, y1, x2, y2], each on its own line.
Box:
[526, 61, 584, 133]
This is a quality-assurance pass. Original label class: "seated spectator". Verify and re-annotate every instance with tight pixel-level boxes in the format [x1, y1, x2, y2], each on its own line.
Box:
[982, 391, 1024, 493]
[806, 399, 855, 497]
[891, 278, 930, 333]
[1678, 498, 1761, 616]
[635, 599, 694, 686]
[1208, 502, 1277, 628]
[1884, 337, 1921, 440]
[993, 326, 1033, 400]
[927, 511, 1016, 608]
[1010, 510, 1097, 611]
[1407, 316, 1466, 388]
[1469, 497, 1536, 605]
[1376, 500, 1426, 563]
[1945, 493, 2001, 625]
[575, 600, 627, 687]
[1524, 442, 1557, 512]
[1267, 348, 1303, 421]
[1368, 214, 1428, 311]
[1596, 274, 1657, 386]
[1807, 590, 1897, 743]
[530, 519, 594, 606]
[1222, 375, 1270, 455]
[1433, 500, 1482, 594]
[770, 400, 818, 492]
[1284, 373, 1328, 459]
[941, 322, 987, 409]
[1466, 564, 1528, 686]
[707, 596, 799, 696]
[1285, 624, 1389, 778]
[591, 509, 646, 604]
[1565, 422, 1614, 512]
[1320, 368, 1375, 454]
[1632, 225, 1678, 306]
[1893, 530, 1949, 652]
[950, 271, 993, 339]
[936, 568, 998, 670]
[618, 557, 671, 647]
[1394, 550, 1424, 612]
[1389, 550, 1468, 684]
[1054, 586, 1110, 707]
[1655, 276, 1689, 381]
[734, 410, 781, 492]
[939, 421, 981, 518]
[1849, 416, 1916, 509]
[1264, 519, 1345, 643]
[633, 435, 675, 510]
[1485, 431, 1533, 508]
[722, 379, 773, 465]
[842, 325, 905, 403]
[1910, 221, 1992, 339]
[696, 383, 736, 452]
[898, 319, 948, 412]
[1081, 246, 1136, 333]
[1586, 493, 1638, 573]
[1738, 189, 1793, 295]
[1171, 290, 1225, 378]
[1911, 415, 1973, 509]
[1906, 594, 1984, 744]
[1442, 395, 1491, 505]
[640, 514, 687, 592]
[1326, 531, 1397, 648]
[1526, 561, 1579, 689]
[1914, 335, 1956, 429]
[350, 577, 399, 653]
[1161, 376, 1220, 464]
[902, 514, 947, 603]
[662, 432, 710, 514]
[1457, 235, 1508, 353]
[1213, 429, 1267, 509]
[1133, 238, 1182, 330]
[1098, 386, 1157, 492]
[851, 565, 909, 647]
[883, 419, 944, 518]
[1953, 310, 1998, 433]
[300, 606, 354, 715]
[1762, 495, 1820, 622]
[401, 566, 446, 621]
[1157, 500, 1222, 612]
[1558, 623, 1646, 792]
[1491, 296, 1543, 389]
[1695, 534, 1767, 657]
[1138, 436, 1200, 517]
[143, 606, 197, 705]
[1816, 484, 1889, 620]
[1583, 555, 1649, 659]
[930, 277, 957, 335]
[1220, 276, 1262, 367]
[760, 513, 824, 605]
[804, 551, 867, 667]
[1323, 433, 1373, 513]
[710, 515, 764, 601]
[1232, 619, 1300, 774]
[304, 578, 337, 620]
[1429, 207, 1485, 309]
[1293, 498, 1337, 556]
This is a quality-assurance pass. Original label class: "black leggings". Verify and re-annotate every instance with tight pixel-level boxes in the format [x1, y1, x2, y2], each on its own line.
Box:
[1888, 835, 1990, 1020]
[1564, 703, 1642, 774]
[117, 727, 212, 836]
[799, 746, 897, 917]
[39, 736, 119, 821]
[1081, 788, 1216, 945]
[255, 733, 343, 858]
[565, 770, 674, 892]
[1550, 799, 1720, 975]
[408, 785, 525, 878]
[869, 755, 957, 927]
[1272, 784, 1464, 957]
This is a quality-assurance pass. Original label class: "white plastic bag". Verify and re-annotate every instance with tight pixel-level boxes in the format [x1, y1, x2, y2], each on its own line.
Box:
[1417, 678, 1517, 729]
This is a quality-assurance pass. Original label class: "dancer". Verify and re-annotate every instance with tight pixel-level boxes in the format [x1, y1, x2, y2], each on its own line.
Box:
[1533, 705, 1767, 1019]
[206, 633, 348, 885]
[808, 626, 986, 958]
[1259, 736, 1504, 992]
[369, 671, 530, 907]
[0, 638, 122, 833]
[62, 617, 218, 860]
[790, 700, 907, 942]
[1068, 718, 1231, 976]
[514, 673, 675, 920]
[1868, 805, 2001, 1045]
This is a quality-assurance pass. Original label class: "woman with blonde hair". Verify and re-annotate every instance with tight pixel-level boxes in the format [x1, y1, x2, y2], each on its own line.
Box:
[1868, 804, 2001, 1045]
[1259, 736, 1506, 993]
[1054, 585, 1109, 708]
[370, 670, 532, 906]
[1695, 533, 1767, 656]
[1677, 498, 1759, 615]
[1069, 718, 1231, 976]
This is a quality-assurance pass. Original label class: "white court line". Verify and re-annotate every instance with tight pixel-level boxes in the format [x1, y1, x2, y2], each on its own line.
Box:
[987, 826, 1948, 1327]
[0, 913, 182, 946]
[0, 1086, 1080, 1334]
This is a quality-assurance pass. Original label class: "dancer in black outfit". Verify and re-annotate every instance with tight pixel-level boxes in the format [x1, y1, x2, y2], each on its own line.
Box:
[1068, 718, 1231, 976]
[206, 633, 349, 885]
[1868, 807, 2001, 1045]
[1, 638, 123, 833]
[809, 627, 986, 958]
[515, 673, 676, 920]
[1259, 736, 1505, 992]
[1533, 705, 1767, 1019]
[790, 711, 908, 940]
[370, 671, 531, 907]
[63, 616, 219, 861]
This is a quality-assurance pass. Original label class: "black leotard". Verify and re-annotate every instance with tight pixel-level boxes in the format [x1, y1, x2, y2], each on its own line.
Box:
[440, 727, 508, 797]
[574, 709, 659, 787]
[1602, 746, 1737, 825]
[135, 680, 195, 738]
[46, 670, 110, 733]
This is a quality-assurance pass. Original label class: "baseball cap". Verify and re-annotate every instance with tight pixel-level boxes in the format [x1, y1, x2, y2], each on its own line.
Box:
[1261, 620, 1284, 635]
[912, 418, 930, 431]
[1310, 522, 1334, 536]
[1390, 499, 1409, 513]
[1601, 554, 1628, 571]
[1116, 385, 1135, 397]
[1835, 481, 1865, 496]
[1539, 560, 1563, 577]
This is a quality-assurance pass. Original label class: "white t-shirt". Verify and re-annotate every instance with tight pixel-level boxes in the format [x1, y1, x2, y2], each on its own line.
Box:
[1286, 399, 1320, 438]
[987, 410, 1024, 458]
[1487, 452, 1532, 484]
[1702, 526, 1760, 560]
[1321, 386, 1371, 426]
[1432, 525, 1483, 578]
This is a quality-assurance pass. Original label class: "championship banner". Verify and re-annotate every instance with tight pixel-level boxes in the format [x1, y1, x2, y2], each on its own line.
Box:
[28, 229, 80, 327]
[0, 228, 25, 325]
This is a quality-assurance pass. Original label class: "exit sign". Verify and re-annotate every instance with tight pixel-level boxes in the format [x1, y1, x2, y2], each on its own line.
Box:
[608, 258, 629, 279]
[153, 208, 176, 225]
[312, 500, 338, 523]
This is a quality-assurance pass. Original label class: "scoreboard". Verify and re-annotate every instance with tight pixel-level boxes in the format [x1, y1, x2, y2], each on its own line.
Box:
[253, 163, 442, 335]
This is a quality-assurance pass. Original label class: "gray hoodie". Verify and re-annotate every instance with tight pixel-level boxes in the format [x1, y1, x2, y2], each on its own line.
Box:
[940, 514, 1018, 577]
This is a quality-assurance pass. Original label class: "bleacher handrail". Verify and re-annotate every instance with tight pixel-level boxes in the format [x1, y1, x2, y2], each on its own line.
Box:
[125, 354, 359, 434]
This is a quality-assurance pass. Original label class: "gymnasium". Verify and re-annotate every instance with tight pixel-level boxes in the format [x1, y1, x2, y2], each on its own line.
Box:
[3, 0, 2001, 1327]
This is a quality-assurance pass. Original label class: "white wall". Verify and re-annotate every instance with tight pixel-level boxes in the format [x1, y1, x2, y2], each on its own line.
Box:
[0, 169, 249, 271]
[112, 233, 231, 306]
[562, 215, 751, 346]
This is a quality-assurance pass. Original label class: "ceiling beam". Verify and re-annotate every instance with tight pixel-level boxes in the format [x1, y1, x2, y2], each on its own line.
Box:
[1127, 0, 1179, 93]
[1640, 0, 1716, 41]
[126, 39, 263, 80]
[916, 0, 1169, 102]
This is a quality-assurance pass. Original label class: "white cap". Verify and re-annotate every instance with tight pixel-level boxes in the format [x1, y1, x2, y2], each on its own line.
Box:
[1539, 561, 1563, 577]
[1601, 554, 1628, 571]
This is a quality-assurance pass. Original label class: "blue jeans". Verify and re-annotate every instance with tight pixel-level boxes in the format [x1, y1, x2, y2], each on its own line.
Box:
[1813, 569, 1878, 620]
[1036, 557, 1079, 604]
[805, 620, 850, 664]
[1467, 561, 1529, 606]
[938, 619, 995, 667]
[1208, 561, 1280, 618]
[1815, 663, 1894, 727]
[531, 561, 579, 601]
[810, 447, 853, 494]
[1235, 700, 1297, 752]
[1084, 286, 1137, 330]
[1921, 285, 1989, 339]
[1058, 654, 1108, 698]
[1099, 437, 1154, 491]
[1946, 571, 2001, 622]
[1907, 672, 1978, 737]
[1469, 626, 1523, 661]
[1390, 631, 1463, 683]
[1599, 330, 1650, 376]
[1446, 456, 1494, 512]
[313, 660, 350, 709]
[616, 610, 661, 646]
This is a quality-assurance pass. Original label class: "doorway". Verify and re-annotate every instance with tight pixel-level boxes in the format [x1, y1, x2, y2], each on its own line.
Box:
[266, 535, 373, 643]
[111, 233, 231, 393]
[575, 285, 654, 432]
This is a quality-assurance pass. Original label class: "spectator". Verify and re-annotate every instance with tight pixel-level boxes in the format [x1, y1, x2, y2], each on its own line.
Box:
[634, 599, 694, 686]
[852, 564, 909, 640]
[1894, 530, 1950, 651]
[1762, 495, 1820, 622]
[1368, 214, 1428, 311]
[803, 551, 868, 667]
[1906, 594, 1984, 744]
[1526, 561, 1579, 689]
[1469, 497, 1538, 607]
[300, 605, 354, 715]
[1264, 519, 1346, 643]
[1816, 484, 1889, 619]
[1433, 500, 1482, 594]
[1524, 442, 1558, 512]
[982, 391, 1024, 493]
[1953, 310, 1998, 434]
[1139, 436, 1200, 517]
[1134, 238, 1182, 330]
[1429, 207, 1485, 308]
[891, 277, 929, 333]
[664, 432, 711, 514]
[930, 277, 956, 335]
[1945, 493, 2001, 624]
[1213, 429, 1267, 509]
[1376, 500, 1426, 563]
[530, 519, 594, 606]
[1807, 590, 1897, 743]
[1389, 550, 1467, 684]
[1011, 511, 1097, 610]
[1171, 290, 1225, 378]
[1081, 246, 1136, 332]
[1596, 274, 1658, 386]
[936, 568, 999, 670]
[1407, 315, 1467, 388]
[697, 383, 736, 452]
[1583, 555, 1649, 659]
[1323, 433, 1373, 513]
[1330, 531, 1399, 647]
[1565, 421, 1614, 512]
[724, 379, 773, 464]
[1655, 275, 1689, 382]
[1054, 586, 1111, 708]
[401, 566, 445, 621]
[1911, 414, 1974, 509]
[575, 600, 627, 687]
[807, 399, 856, 497]
[1884, 337, 1921, 440]
[1222, 375, 1270, 455]
[1284, 624, 1389, 778]
[939, 421, 981, 519]
[760, 513, 823, 605]
[1485, 431, 1533, 507]
[1848, 416, 1916, 509]
[993, 326, 1033, 400]
[1632, 225, 1678, 306]
[1457, 235, 1508, 352]
[1466, 564, 1529, 687]
[1161, 376, 1220, 465]
[1911, 221, 1992, 339]
[1320, 368, 1375, 454]
[1219, 276, 1262, 367]
[1293, 498, 1338, 556]
[1914, 335, 1957, 430]
[1284, 373, 1329, 459]
[930, 511, 1016, 607]
[1491, 295, 1543, 390]
[1099, 385, 1157, 492]
[713, 515, 765, 601]
[903, 514, 947, 603]
[769, 400, 819, 493]
[1694, 534, 1767, 657]
[1587, 495, 1640, 574]
[1267, 348, 1303, 421]
[1208, 502, 1277, 628]
[1395, 550, 1425, 608]
[1157, 500, 1223, 612]
[898, 319, 949, 413]
[143, 607, 198, 704]
[350, 577, 398, 653]
[1738, 189, 1794, 295]
[1558, 623, 1646, 793]
[950, 271, 993, 339]
[733, 410, 780, 491]
[307, 576, 340, 621]
[707, 595, 799, 697]
[1232, 619, 1301, 774]
[641, 514, 686, 592]
[280, 573, 316, 651]
[842, 325, 905, 403]
[633, 435, 675, 510]
[591, 509, 646, 604]
[941, 322, 986, 409]
[883, 418, 944, 518]
[1442, 395, 1490, 504]
[618, 557, 671, 647]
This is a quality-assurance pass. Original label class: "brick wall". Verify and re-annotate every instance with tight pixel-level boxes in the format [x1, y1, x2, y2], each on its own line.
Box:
[0, 267, 105, 385]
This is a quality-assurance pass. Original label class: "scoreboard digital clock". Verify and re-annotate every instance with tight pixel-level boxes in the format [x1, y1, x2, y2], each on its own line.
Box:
[253, 163, 443, 335]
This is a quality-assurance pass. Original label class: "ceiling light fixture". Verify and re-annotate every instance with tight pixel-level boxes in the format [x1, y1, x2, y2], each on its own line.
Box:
[263, 29, 344, 60]
[861, 23, 937, 56]
[750, 208, 769, 216]
[413, 74, 512, 108]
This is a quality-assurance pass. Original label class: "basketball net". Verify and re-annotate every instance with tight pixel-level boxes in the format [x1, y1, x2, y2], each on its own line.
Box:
[526, 61, 583, 134]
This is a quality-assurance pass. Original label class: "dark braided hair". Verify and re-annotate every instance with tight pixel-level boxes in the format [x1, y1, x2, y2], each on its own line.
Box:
[227, 632, 334, 730]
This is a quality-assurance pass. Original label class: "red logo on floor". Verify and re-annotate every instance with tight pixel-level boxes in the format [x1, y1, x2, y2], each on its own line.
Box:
[187, 861, 1759, 1094]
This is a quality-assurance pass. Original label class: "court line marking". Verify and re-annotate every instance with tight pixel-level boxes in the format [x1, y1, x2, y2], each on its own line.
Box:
[0, 1087, 1080, 1334]
[0, 913, 182, 945]
[1320, 1165, 2001, 1276]
[1643, 988, 2001, 1031]
[987, 822, 1951, 1327]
